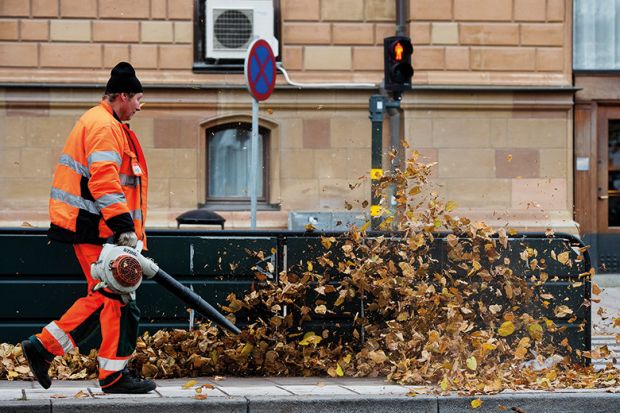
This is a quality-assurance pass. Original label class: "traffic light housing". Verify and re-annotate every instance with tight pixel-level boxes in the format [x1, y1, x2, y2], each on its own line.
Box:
[383, 36, 414, 93]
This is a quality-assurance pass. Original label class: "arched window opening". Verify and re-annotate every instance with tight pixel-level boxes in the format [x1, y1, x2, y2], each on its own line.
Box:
[205, 122, 269, 207]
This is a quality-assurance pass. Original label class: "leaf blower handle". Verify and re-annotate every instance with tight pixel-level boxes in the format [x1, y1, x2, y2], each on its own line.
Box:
[151, 268, 242, 335]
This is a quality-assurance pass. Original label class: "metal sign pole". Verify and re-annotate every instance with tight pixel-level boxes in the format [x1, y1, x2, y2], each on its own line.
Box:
[245, 38, 276, 230]
[250, 98, 259, 229]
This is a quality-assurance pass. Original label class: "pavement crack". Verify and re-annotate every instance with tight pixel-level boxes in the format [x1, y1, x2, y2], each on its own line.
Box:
[275, 384, 295, 395]
[339, 385, 360, 395]
[215, 386, 230, 396]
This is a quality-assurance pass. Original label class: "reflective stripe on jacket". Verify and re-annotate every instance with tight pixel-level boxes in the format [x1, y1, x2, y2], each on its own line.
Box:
[48, 100, 148, 246]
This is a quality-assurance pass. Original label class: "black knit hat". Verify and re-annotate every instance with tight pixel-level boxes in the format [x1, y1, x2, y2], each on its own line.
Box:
[105, 62, 143, 94]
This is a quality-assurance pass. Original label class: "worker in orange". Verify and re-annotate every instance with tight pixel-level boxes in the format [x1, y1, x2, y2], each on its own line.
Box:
[21, 62, 156, 394]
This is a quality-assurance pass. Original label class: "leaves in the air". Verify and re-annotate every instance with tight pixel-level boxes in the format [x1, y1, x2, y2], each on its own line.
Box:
[1, 151, 618, 395]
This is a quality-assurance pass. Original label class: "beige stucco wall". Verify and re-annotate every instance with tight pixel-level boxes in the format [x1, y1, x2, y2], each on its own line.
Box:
[0, 0, 576, 232]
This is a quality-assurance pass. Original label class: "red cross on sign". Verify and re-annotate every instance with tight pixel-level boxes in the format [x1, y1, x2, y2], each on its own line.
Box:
[244, 38, 276, 102]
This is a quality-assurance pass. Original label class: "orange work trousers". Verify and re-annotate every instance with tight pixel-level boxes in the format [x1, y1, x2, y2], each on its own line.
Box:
[33, 244, 140, 386]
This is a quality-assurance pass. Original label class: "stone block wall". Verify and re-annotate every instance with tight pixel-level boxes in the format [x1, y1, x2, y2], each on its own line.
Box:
[0, 0, 570, 85]
[0, 0, 193, 83]
[406, 90, 574, 231]
[282, 0, 570, 85]
[0, 1, 576, 231]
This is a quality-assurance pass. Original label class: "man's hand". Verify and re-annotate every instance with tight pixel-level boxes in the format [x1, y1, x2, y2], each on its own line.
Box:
[116, 231, 138, 248]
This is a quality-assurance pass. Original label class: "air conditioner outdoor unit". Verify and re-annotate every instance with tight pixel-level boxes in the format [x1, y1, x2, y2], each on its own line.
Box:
[206, 0, 279, 59]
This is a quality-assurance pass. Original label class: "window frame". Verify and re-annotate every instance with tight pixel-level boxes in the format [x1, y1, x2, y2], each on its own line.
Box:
[193, 0, 282, 73]
[573, 0, 620, 72]
[202, 122, 271, 209]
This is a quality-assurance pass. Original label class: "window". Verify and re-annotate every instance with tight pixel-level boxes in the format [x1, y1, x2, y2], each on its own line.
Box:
[193, 0, 281, 72]
[204, 123, 270, 208]
[574, 0, 620, 70]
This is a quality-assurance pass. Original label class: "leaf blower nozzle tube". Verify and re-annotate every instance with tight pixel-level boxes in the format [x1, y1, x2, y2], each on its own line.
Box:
[151, 268, 242, 335]
[91, 244, 241, 335]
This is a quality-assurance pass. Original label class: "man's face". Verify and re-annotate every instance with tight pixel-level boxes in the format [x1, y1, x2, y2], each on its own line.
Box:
[118, 92, 143, 121]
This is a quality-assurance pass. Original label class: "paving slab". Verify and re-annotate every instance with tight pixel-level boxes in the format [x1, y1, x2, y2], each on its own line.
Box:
[279, 384, 357, 396]
[205, 377, 275, 386]
[0, 380, 34, 389]
[324, 377, 389, 385]
[592, 284, 620, 335]
[52, 380, 98, 388]
[25, 386, 91, 400]
[156, 385, 228, 398]
[216, 384, 292, 397]
[266, 377, 340, 385]
[89, 387, 160, 399]
[0, 389, 24, 401]
[2, 377, 620, 413]
[343, 384, 413, 396]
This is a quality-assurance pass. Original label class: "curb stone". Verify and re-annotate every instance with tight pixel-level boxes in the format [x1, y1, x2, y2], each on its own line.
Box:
[438, 392, 620, 413]
[0, 400, 50, 413]
[51, 397, 247, 413]
[245, 395, 437, 413]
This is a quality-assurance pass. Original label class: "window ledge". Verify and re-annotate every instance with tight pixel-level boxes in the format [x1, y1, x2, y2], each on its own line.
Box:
[198, 203, 281, 212]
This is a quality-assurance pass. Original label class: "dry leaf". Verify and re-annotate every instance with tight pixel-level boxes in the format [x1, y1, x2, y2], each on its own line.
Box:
[466, 356, 477, 371]
[0, 151, 613, 396]
[314, 305, 327, 315]
[554, 305, 573, 318]
[182, 379, 197, 389]
[528, 323, 543, 340]
[556, 251, 570, 265]
[440, 377, 449, 392]
[498, 321, 515, 337]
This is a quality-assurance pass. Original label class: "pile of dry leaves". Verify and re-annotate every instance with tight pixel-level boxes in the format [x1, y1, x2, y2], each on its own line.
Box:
[2, 151, 619, 394]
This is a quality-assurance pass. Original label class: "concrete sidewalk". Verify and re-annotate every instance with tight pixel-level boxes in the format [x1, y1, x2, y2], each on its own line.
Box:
[0, 377, 619, 413]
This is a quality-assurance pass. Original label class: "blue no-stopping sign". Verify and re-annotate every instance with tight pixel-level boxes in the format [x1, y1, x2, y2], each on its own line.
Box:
[245, 39, 276, 102]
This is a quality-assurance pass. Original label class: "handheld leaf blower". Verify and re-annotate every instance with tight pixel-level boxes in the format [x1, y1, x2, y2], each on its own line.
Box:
[90, 243, 241, 335]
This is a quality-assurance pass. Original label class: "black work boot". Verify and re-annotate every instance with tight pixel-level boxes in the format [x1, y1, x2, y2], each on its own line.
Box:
[21, 339, 52, 389]
[101, 369, 157, 394]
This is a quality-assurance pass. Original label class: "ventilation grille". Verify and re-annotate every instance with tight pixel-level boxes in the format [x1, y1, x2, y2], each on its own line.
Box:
[213, 9, 254, 50]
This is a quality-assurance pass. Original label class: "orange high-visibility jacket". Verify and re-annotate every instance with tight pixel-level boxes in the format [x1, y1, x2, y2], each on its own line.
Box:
[48, 100, 148, 245]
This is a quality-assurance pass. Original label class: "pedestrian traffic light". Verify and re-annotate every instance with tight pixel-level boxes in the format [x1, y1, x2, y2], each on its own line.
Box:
[383, 36, 414, 93]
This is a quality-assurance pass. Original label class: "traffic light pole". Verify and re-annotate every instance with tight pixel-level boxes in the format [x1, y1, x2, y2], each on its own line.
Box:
[387, 100, 405, 226]
[374, 27, 412, 230]
[369, 95, 401, 231]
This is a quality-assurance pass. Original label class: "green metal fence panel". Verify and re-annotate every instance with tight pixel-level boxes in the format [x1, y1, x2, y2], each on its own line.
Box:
[0, 229, 591, 360]
[0, 229, 278, 346]
[284, 232, 591, 357]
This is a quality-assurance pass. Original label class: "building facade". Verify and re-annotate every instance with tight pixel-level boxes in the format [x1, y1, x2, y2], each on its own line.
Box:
[0, 1, 580, 248]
